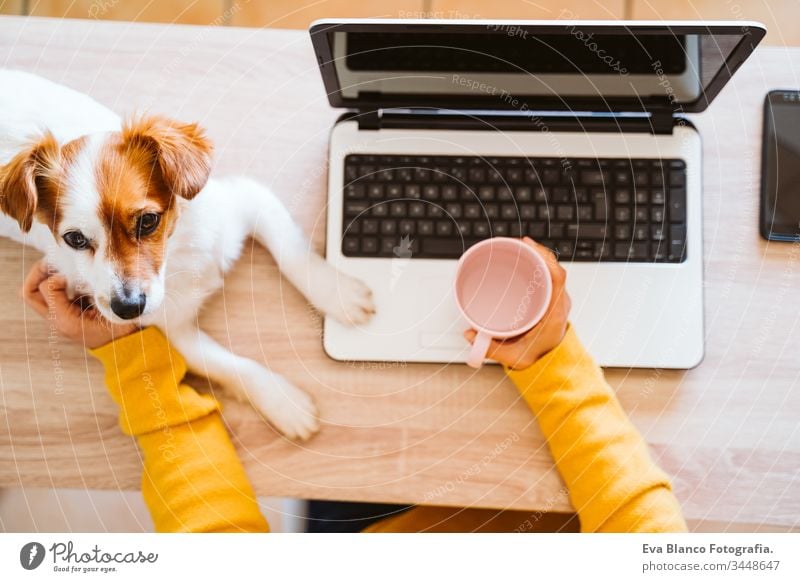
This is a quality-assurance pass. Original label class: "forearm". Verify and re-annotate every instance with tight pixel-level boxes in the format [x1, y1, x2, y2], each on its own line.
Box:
[506, 326, 686, 532]
[138, 413, 268, 533]
[91, 327, 269, 533]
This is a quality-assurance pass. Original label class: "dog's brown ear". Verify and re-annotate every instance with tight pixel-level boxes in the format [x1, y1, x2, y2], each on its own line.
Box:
[0, 133, 60, 232]
[122, 115, 213, 200]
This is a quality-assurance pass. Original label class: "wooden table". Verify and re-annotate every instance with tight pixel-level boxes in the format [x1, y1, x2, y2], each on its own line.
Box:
[0, 16, 798, 530]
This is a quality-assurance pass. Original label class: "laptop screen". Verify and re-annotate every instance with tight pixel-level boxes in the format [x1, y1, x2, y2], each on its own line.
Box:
[310, 21, 764, 113]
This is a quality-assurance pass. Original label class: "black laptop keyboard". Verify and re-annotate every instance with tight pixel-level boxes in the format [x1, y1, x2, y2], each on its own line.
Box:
[341, 154, 687, 263]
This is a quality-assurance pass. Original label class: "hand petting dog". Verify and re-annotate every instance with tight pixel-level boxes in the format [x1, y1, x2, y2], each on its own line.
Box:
[21, 259, 138, 350]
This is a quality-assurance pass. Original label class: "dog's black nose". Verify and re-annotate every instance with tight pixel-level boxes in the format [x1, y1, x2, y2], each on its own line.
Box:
[109, 293, 146, 320]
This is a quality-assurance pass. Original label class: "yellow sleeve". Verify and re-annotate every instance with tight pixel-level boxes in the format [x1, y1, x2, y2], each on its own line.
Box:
[90, 327, 269, 533]
[506, 326, 687, 533]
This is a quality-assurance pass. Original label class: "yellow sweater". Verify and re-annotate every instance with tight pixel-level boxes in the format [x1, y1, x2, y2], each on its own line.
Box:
[90, 326, 686, 533]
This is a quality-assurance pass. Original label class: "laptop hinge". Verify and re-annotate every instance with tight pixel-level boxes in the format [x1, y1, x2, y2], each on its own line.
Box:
[647, 103, 676, 135]
[357, 109, 381, 130]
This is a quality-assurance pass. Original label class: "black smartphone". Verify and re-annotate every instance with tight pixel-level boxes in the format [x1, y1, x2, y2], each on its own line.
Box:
[761, 90, 800, 241]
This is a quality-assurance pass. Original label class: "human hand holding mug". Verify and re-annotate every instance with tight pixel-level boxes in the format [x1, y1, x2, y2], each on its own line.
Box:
[457, 237, 571, 370]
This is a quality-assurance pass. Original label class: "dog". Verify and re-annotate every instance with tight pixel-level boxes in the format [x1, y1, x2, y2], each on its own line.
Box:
[0, 70, 375, 440]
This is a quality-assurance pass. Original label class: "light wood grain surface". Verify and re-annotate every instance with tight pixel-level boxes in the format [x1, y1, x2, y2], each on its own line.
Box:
[0, 16, 798, 529]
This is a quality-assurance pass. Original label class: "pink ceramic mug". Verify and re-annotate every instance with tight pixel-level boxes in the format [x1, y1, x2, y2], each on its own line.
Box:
[454, 238, 553, 368]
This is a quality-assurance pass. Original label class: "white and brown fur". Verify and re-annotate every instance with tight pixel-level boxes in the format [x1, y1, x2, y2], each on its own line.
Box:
[0, 70, 375, 440]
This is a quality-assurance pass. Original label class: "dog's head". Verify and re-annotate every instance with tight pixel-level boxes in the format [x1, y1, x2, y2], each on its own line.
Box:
[0, 115, 212, 322]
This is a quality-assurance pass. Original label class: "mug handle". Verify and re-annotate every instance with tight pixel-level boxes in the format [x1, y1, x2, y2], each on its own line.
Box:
[467, 331, 493, 369]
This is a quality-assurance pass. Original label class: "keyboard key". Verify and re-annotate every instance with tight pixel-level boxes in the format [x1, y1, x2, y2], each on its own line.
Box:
[380, 238, 396, 255]
[422, 238, 464, 257]
[669, 170, 686, 187]
[405, 185, 421, 199]
[361, 237, 378, 254]
[464, 204, 481, 219]
[418, 220, 434, 236]
[592, 192, 608, 221]
[566, 224, 608, 239]
[442, 185, 458, 200]
[526, 222, 546, 239]
[468, 168, 485, 182]
[552, 187, 570, 203]
[614, 189, 631, 204]
[615, 242, 648, 260]
[651, 225, 667, 241]
[362, 219, 378, 235]
[473, 222, 490, 237]
[422, 185, 439, 200]
[345, 219, 359, 234]
[574, 187, 590, 203]
[614, 171, 631, 185]
[668, 189, 686, 222]
[549, 223, 565, 239]
[399, 220, 415, 235]
[414, 168, 431, 181]
[669, 224, 686, 262]
[386, 184, 403, 199]
[445, 203, 462, 218]
[345, 184, 365, 199]
[502, 204, 518, 219]
[390, 202, 406, 217]
[594, 241, 611, 259]
[409, 202, 426, 217]
[492, 222, 510, 236]
[544, 168, 561, 184]
[436, 221, 453, 236]
[478, 186, 495, 201]
[581, 170, 608, 186]
[345, 201, 369, 216]
[557, 241, 574, 257]
[343, 237, 359, 254]
[651, 207, 665, 222]
[514, 186, 532, 202]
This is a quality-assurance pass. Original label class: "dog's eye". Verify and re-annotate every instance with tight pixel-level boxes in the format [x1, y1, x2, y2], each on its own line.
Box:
[62, 231, 91, 250]
[136, 213, 161, 238]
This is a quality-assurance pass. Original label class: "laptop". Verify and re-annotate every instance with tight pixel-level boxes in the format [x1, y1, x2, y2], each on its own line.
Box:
[310, 19, 764, 368]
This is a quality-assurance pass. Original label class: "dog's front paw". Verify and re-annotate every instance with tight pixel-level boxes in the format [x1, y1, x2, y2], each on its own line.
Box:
[244, 370, 320, 441]
[308, 260, 376, 326]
